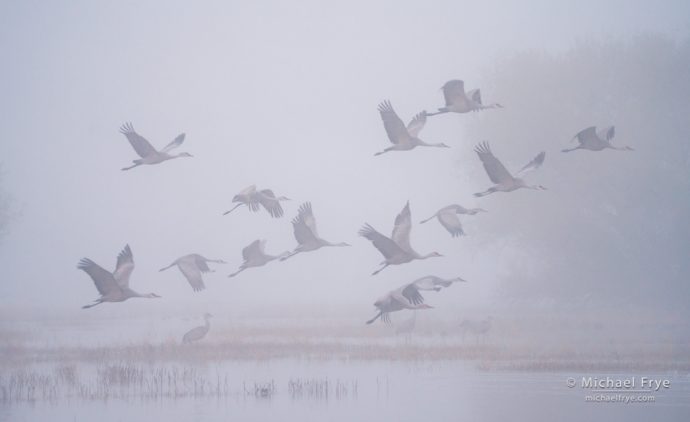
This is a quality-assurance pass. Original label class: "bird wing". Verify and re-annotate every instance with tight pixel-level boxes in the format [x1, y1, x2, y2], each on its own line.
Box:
[160, 133, 186, 153]
[573, 126, 599, 145]
[358, 224, 405, 259]
[400, 283, 425, 306]
[474, 141, 514, 184]
[112, 245, 135, 288]
[391, 202, 413, 253]
[258, 189, 285, 218]
[596, 126, 615, 141]
[239, 185, 257, 195]
[292, 202, 319, 244]
[242, 239, 265, 261]
[412, 275, 458, 290]
[77, 258, 121, 296]
[442, 80, 466, 106]
[437, 210, 465, 237]
[192, 255, 212, 272]
[119, 122, 157, 158]
[466, 88, 482, 105]
[517, 151, 546, 175]
[178, 258, 205, 292]
[378, 100, 411, 145]
[406, 111, 427, 138]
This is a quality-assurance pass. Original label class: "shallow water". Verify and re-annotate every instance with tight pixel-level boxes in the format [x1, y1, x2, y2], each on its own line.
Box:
[3, 360, 689, 422]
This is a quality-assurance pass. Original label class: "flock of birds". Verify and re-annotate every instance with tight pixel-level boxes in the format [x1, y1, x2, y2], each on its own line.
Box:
[77, 78, 634, 342]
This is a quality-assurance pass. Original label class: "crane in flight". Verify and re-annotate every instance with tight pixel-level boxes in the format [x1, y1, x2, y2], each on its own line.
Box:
[228, 239, 287, 277]
[223, 185, 290, 218]
[280, 202, 350, 261]
[182, 313, 213, 344]
[359, 201, 442, 275]
[159, 254, 226, 292]
[118, 122, 192, 171]
[374, 100, 449, 156]
[420, 204, 487, 237]
[366, 275, 463, 324]
[77, 245, 160, 309]
[562, 126, 633, 153]
[427, 80, 502, 116]
[473, 142, 546, 197]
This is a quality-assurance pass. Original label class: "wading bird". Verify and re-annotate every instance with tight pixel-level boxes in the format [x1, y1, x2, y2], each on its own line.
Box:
[77, 245, 160, 309]
[359, 202, 442, 275]
[228, 239, 288, 277]
[420, 204, 487, 237]
[223, 185, 290, 218]
[365, 275, 461, 324]
[281, 202, 350, 261]
[119, 122, 192, 171]
[159, 254, 227, 292]
[374, 100, 449, 156]
[562, 126, 633, 153]
[474, 142, 546, 197]
[427, 80, 502, 116]
[182, 313, 213, 344]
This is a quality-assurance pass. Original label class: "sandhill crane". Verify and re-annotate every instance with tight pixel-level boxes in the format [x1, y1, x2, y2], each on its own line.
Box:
[118, 122, 192, 171]
[159, 254, 227, 292]
[281, 202, 350, 261]
[420, 204, 487, 237]
[223, 185, 290, 218]
[359, 202, 442, 275]
[459, 316, 493, 344]
[374, 100, 449, 156]
[427, 80, 503, 116]
[562, 126, 633, 152]
[474, 142, 546, 197]
[77, 245, 160, 309]
[228, 239, 288, 277]
[182, 313, 213, 344]
[366, 276, 459, 324]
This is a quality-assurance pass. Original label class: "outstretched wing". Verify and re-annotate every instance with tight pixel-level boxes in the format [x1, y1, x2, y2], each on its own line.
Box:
[466, 88, 482, 105]
[161, 133, 186, 153]
[437, 210, 465, 237]
[77, 258, 121, 296]
[572, 126, 598, 145]
[358, 224, 405, 259]
[119, 122, 156, 158]
[441, 80, 466, 106]
[378, 100, 411, 145]
[406, 111, 427, 138]
[400, 283, 425, 305]
[517, 151, 546, 175]
[474, 141, 513, 184]
[412, 275, 460, 290]
[391, 202, 413, 252]
[597, 126, 615, 141]
[292, 202, 319, 245]
[178, 258, 205, 292]
[112, 245, 135, 288]
[258, 190, 284, 218]
[242, 239, 265, 261]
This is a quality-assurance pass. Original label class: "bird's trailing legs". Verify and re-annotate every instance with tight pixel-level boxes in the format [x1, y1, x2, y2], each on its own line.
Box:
[279, 250, 300, 261]
[366, 311, 383, 325]
[372, 263, 389, 276]
[223, 204, 243, 216]
[82, 300, 104, 309]
[228, 268, 245, 278]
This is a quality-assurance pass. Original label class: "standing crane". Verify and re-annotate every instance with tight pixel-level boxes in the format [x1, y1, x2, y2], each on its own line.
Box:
[366, 276, 461, 324]
[427, 80, 503, 116]
[420, 204, 487, 237]
[118, 122, 192, 171]
[77, 245, 161, 309]
[182, 313, 213, 344]
[228, 239, 288, 277]
[223, 185, 290, 218]
[562, 126, 634, 152]
[159, 254, 227, 292]
[280, 202, 350, 261]
[374, 100, 449, 156]
[359, 202, 442, 275]
[474, 142, 546, 197]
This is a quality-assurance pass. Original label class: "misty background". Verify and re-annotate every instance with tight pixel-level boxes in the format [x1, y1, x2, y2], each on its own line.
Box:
[0, 0, 689, 322]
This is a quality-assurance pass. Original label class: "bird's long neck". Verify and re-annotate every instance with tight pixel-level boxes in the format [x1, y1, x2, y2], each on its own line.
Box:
[609, 145, 634, 151]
